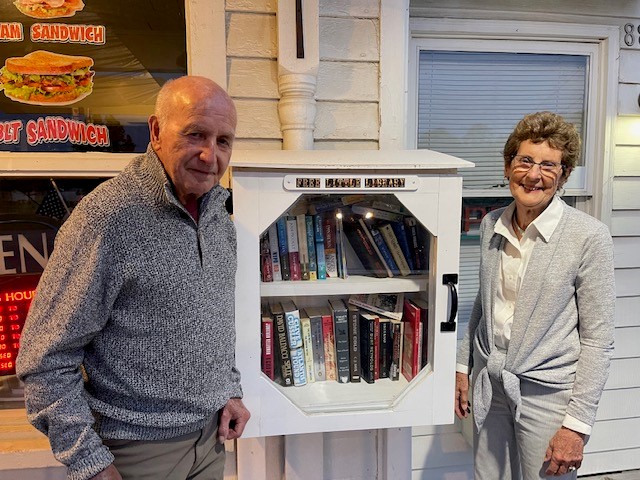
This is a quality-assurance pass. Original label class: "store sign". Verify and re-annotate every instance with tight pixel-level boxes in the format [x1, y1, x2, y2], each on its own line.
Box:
[0, 1, 187, 153]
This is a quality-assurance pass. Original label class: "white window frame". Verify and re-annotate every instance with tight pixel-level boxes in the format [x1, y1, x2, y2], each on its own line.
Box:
[379, 16, 619, 223]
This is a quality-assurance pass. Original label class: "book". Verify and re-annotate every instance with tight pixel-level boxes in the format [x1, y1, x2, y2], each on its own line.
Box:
[401, 299, 422, 382]
[341, 212, 387, 278]
[261, 305, 275, 380]
[300, 309, 315, 383]
[389, 319, 404, 381]
[348, 292, 404, 321]
[404, 216, 429, 274]
[351, 204, 405, 223]
[286, 216, 302, 280]
[281, 299, 303, 350]
[322, 213, 339, 278]
[378, 317, 392, 379]
[305, 215, 318, 280]
[270, 302, 293, 387]
[276, 217, 291, 281]
[369, 223, 400, 276]
[373, 313, 381, 380]
[390, 221, 415, 272]
[306, 306, 327, 382]
[359, 312, 377, 384]
[358, 217, 394, 277]
[335, 211, 348, 279]
[347, 304, 361, 383]
[290, 346, 308, 386]
[379, 223, 411, 276]
[319, 305, 337, 381]
[260, 233, 273, 282]
[329, 298, 350, 383]
[411, 298, 429, 369]
[314, 214, 327, 280]
[267, 223, 283, 281]
[296, 214, 310, 280]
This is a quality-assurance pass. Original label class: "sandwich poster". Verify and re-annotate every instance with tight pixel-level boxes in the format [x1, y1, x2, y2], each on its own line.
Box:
[0, 0, 187, 153]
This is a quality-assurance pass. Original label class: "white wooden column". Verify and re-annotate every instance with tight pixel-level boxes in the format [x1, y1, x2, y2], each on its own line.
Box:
[277, 0, 319, 150]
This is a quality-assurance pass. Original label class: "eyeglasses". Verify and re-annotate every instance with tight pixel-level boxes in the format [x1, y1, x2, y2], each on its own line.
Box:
[511, 155, 564, 176]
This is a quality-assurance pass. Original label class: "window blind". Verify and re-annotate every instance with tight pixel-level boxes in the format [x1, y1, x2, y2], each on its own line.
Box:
[417, 51, 587, 190]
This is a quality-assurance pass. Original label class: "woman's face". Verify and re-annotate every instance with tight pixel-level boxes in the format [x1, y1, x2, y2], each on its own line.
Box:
[505, 139, 563, 216]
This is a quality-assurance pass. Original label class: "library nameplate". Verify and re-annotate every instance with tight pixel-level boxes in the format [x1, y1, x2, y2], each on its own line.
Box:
[284, 175, 418, 192]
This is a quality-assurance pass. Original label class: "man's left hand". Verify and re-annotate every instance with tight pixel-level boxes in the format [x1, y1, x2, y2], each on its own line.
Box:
[544, 426, 585, 476]
[217, 398, 251, 444]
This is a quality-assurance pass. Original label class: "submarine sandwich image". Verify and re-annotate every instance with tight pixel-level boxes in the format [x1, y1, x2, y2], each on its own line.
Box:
[0, 50, 94, 105]
[13, 0, 85, 19]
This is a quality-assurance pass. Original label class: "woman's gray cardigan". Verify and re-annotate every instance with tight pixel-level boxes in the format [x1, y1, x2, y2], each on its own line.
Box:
[456, 199, 615, 431]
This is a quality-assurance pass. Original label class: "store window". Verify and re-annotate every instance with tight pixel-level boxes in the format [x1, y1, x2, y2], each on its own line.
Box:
[0, 1, 187, 153]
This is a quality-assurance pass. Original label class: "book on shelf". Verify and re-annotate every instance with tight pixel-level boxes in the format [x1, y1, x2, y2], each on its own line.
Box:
[368, 222, 400, 276]
[411, 298, 429, 369]
[351, 204, 405, 223]
[314, 214, 327, 280]
[260, 233, 273, 282]
[373, 313, 381, 380]
[275, 217, 291, 281]
[358, 217, 394, 277]
[401, 298, 422, 382]
[322, 213, 339, 278]
[281, 300, 303, 350]
[296, 214, 310, 281]
[299, 309, 315, 383]
[347, 303, 361, 383]
[389, 221, 415, 272]
[335, 211, 348, 279]
[404, 216, 429, 275]
[270, 302, 293, 387]
[379, 223, 411, 276]
[306, 306, 327, 382]
[290, 346, 308, 387]
[378, 317, 392, 379]
[341, 212, 387, 278]
[348, 292, 405, 321]
[319, 305, 337, 381]
[261, 305, 275, 380]
[329, 298, 350, 383]
[359, 312, 377, 384]
[285, 216, 302, 281]
[389, 319, 404, 381]
[267, 223, 283, 281]
[305, 215, 318, 280]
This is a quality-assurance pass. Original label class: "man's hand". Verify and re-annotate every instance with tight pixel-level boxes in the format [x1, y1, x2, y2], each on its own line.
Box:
[217, 397, 251, 444]
[454, 372, 471, 419]
[544, 426, 585, 476]
[89, 464, 122, 480]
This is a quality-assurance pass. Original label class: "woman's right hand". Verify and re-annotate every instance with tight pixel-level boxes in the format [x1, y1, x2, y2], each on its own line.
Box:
[454, 372, 470, 419]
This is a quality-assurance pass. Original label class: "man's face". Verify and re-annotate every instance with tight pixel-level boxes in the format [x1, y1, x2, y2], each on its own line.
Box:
[149, 89, 236, 206]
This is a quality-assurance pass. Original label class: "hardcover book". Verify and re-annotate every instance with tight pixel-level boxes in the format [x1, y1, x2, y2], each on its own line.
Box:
[411, 298, 429, 369]
[260, 233, 273, 282]
[401, 299, 422, 382]
[261, 305, 275, 380]
[319, 305, 337, 381]
[296, 214, 310, 280]
[314, 214, 327, 280]
[369, 224, 400, 276]
[378, 317, 392, 379]
[267, 223, 283, 281]
[322, 213, 339, 278]
[404, 216, 429, 275]
[305, 215, 318, 280]
[341, 212, 387, 277]
[270, 302, 293, 387]
[390, 221, 415, 272]
[359, 312, 377, 384]
[389, 319, 404, 381]
[358, 217, 393, 277]
[286, 216, 302, 280]
[329, 298, 350, 383]
[347, 303, 361, 382]
[379, 223, 411, 276]
[276, 217, 291, 281]
[348, 292, 404, 321]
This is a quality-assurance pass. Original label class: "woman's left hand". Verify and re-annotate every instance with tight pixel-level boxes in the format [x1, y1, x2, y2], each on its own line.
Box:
[544, 426, 585, 476]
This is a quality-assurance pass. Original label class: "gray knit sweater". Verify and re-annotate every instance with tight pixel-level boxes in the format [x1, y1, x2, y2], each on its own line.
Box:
[457, 199, 615, 432]
[16, 146, 242, 480]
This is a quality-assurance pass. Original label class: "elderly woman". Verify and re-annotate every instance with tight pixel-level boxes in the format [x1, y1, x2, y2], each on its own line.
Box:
[454, 111, 615, 479]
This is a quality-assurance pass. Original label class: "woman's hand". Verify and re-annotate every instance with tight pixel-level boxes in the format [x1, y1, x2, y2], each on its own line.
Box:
[454, 372, 470, 419]
[544, 426, 585, 476]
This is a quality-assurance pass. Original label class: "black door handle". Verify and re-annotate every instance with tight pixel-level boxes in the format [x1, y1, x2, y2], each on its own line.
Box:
[441, 273, 458, 332]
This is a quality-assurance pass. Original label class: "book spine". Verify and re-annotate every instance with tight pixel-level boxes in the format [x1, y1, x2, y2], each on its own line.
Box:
[260, 234, 273, 282]
[389, 320, 403, 381]
[261, 317, 274, 380]
[268, 223, 282, 281]
[285, 307, 303, 350]
[359, 315, 375, 384]
[290, 347, 307, 386]
[358, 218, 393, 277]
[296, 214, 310, 280]
[373, 316, 380, 380]
[310, 315, 326, 381]
[341, 216, 387, 277]
[276, 217, 291, 280]
[274, 310, 293, 386]
[322, 314, 337, 381]
[351, 204, 404, 223]
[370, 226, 400, 276]
[333, 307, 350, 383]
[347, 297, 403, 321]
[300, 316, 315, 383]
[379, 320, 392, 379]
[379, 223, 411, 276]
[390, 221, 415, 272]
[347, 305, 361, 382]
[314, 214, 327, 280]
[322, 214, 339, 278]
[335, 211, 347, 278]
[404, 217, 427, 274]
[286, 216, 302, 280]
[305, 215, 318, 280]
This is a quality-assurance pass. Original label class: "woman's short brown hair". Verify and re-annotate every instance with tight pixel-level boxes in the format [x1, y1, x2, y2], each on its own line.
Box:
[503, 111, 581, 186]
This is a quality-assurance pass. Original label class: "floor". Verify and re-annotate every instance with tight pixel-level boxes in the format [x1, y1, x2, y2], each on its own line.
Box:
[581, 471, 640, 480]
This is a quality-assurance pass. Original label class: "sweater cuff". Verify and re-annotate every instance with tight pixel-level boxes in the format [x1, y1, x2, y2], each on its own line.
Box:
[456, 363, 469, 374]
[562, 414, 591, 436]
[67, 447, 115, 480]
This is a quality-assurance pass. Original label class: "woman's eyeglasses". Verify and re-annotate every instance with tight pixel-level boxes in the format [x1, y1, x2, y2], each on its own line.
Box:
[511, 155, 564, 176]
